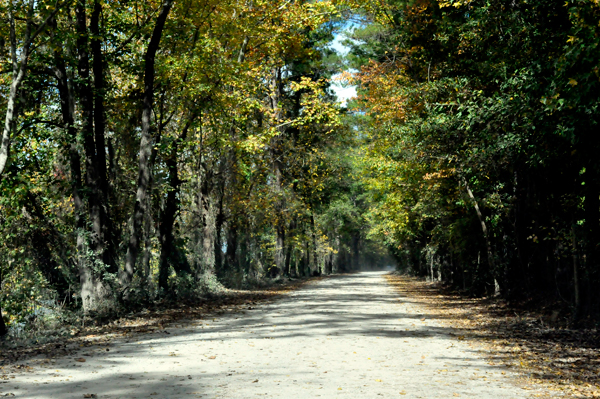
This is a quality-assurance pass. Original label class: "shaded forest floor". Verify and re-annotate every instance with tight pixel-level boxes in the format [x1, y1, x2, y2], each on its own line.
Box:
[386, 273, 600, 399]
[0, 276, 321, 367]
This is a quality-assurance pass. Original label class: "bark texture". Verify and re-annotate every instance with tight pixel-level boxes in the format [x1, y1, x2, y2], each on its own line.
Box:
[124, 0, 174, 284]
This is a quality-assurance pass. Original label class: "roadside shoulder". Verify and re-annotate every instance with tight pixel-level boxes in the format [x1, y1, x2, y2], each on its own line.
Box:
[385, 273, 599, 399]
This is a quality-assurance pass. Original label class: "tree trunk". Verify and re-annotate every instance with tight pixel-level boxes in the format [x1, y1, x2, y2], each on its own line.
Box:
[430, 252, 435, 282]
[1, 0, 59, 177]
[0, 264, 7, 336]
[240, 230, 250, 277]
[214, 191, 225, 278]
[225, 223, 238, 281]
[196, 169, 217, 278]
[158, 121, 193, 291]
[572, 224, 581, 320]
[462, 177, 496, 274]
[284, 234, 293, 277]
[75, 0, 112, 312]
[23, 192, 74, 306]
[293, 250, 300, 277]
[124, 0, 174, 284]
[158, 150, 177, 291]
[352, 233, 360, 271]
[90, 0, 117, 274]
[52, 22, 83, 307]
[303, 240, 310, 276]
[270, 68, 286, 273]
[0, 306, 6, 337]
[310, 216, 321, 274]
[585, 166, 600, 313]
[141, 204, 153, 287]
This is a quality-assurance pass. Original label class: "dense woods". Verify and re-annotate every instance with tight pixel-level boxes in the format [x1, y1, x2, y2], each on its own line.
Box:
[1, 0, 599, 338]
[348, 0, 600, 322]
[0, 0, 392, 337]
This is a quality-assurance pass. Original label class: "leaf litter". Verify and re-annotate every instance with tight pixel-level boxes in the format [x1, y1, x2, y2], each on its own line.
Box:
[386, 273, 600, 399]
[0, 277, 320, 368]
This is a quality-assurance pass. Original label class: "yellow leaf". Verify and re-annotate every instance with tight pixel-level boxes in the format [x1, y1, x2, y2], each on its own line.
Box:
[376, 379, 382, 382]
[568, 79, 578, 86]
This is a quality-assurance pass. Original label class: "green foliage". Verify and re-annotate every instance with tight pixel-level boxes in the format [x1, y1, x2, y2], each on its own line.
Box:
[348, 0, 600, 314]
[0, 0, 387, 335]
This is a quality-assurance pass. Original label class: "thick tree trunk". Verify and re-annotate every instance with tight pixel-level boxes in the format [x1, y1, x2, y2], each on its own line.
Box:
[196, 169, 217, 278]
[75, 1, 112, 311]
[124, 0, 174, 284]
[225, 225, 238, 272]
[141, 205, 153, 286]
[303, 240, 310, 276]
[284, 239, 293, 276]
[52, 23, 83, 308]
[158, 121, 193, 291]
[240, 230, 250, 277]
[275, 223, 285, 275]
[90, 0, 117, 274]
[158, 152, 178, 291]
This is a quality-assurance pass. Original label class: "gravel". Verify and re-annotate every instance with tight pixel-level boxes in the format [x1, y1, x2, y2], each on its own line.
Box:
[6, 272, 531, 398]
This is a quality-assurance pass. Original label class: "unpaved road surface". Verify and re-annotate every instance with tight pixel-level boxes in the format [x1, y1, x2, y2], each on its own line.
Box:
[4, 272, 531, 398]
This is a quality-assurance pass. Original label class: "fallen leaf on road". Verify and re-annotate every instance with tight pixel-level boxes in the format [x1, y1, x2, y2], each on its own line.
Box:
[83, 395, 97, 398]
[252, 379, 258, 383]
[399, 391, 407, 395]
[208, 356, 216, 359]
[375, 379, 382, 382]
[75, 358, 86, 363]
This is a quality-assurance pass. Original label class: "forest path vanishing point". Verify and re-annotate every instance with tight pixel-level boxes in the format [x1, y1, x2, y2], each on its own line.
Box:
[7, 272, 535, 398]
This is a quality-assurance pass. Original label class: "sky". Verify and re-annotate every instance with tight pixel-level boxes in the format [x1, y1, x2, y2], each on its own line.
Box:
[329, 33, 357, 107]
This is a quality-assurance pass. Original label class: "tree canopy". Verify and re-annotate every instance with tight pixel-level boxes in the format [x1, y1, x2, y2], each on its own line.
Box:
[1, 0, 599, 336]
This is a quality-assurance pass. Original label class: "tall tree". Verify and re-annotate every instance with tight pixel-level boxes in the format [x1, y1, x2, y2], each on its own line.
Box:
[123, 0, 175, 286]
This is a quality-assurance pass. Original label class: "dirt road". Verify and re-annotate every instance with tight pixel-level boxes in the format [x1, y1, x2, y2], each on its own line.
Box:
[4, 272, 531, 398]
